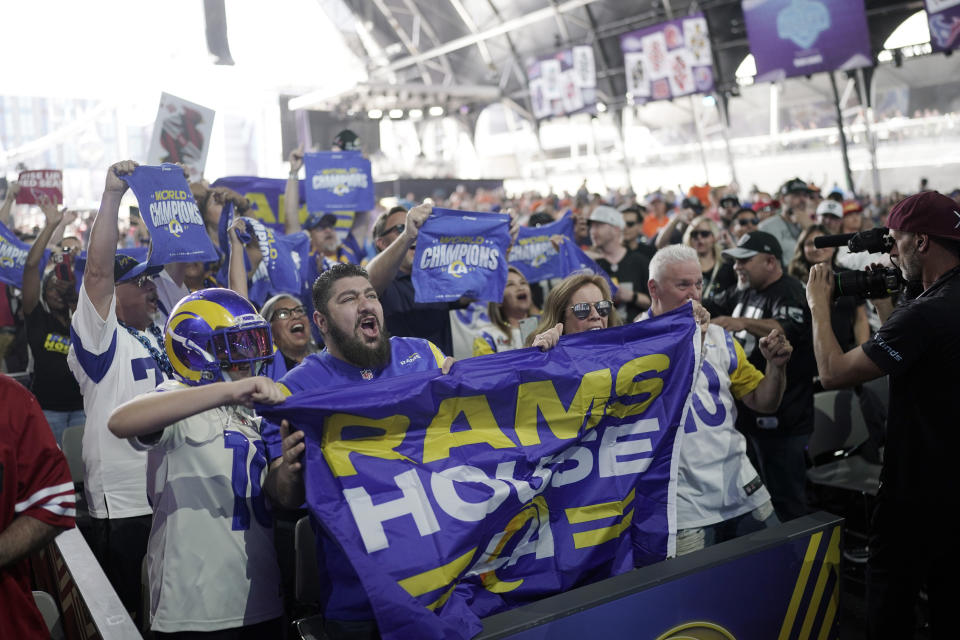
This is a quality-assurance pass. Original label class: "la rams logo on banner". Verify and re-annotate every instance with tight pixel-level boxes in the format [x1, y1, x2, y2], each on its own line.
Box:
[448, 260, 468, 278]
[168, 218, 185, 238]
[655, 622, 736, 640]
[333, 183, 350, 196]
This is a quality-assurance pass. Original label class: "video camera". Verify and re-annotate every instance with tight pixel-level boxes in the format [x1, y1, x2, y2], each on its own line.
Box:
[813, 227, 901, 299]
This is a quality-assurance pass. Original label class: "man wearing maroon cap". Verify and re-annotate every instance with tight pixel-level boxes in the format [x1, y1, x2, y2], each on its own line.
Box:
[806, 190, 960, 639]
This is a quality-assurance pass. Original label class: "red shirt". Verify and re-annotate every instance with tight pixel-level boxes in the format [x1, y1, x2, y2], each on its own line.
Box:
[1, 375, 75, 639]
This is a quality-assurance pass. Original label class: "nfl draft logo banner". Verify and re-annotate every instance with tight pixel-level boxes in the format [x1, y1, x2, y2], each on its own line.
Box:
[121, 164, 218, 265]
[620, 13, 714, 104]
[0, 219, 48, 287]
[259, 310, 699, 640]
[15, 170, 63, 205]
[413, 208, 510, 304]
[508, 214, 575, 282]
[742, 0, 873, 81]
[924, 0, 960, 52]
[527, 47, 598, 121]
[303, 151, 375, 213]
[147, 92, 215, 182]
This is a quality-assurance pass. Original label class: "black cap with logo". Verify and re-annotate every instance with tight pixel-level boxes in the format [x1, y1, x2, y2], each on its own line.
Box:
[722, 231, 783, 262]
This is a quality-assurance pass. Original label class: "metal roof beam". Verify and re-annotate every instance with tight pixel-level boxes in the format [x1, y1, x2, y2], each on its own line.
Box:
[445, 0, 495, 67]
[379, 0, 603, 73]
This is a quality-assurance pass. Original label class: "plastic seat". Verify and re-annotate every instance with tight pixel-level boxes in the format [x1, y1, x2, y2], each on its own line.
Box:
[295, 516, 322, 605]
[33, 590, 64, 639]
[60, 426, 84, 486]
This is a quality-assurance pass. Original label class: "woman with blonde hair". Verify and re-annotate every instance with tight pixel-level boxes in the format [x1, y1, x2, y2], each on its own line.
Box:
[683, 215, 736, 314]
[527, 272, 621, 347]
[453, 267, 540, 357]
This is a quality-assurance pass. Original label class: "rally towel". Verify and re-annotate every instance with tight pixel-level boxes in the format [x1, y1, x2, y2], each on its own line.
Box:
[412, 209, 511, 304]
[259, 307, 699, 640]
[508, 213, 575, 282]
[121, 164, 218, 265]
[303, 151, 375, 213]
[0, 220, 49, 288]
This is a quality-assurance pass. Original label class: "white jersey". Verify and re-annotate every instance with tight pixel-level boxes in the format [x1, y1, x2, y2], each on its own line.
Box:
[67, 284, 170, 519]
[135, 380, 283, 632]
[639, 311, 770, 528]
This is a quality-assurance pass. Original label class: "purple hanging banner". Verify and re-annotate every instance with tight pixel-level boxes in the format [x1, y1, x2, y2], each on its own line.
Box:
[742, 0, 873, 82]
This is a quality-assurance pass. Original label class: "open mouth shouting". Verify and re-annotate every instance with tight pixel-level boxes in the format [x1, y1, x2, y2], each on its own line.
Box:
[289, 320, 306, 335]
[357, 314, 381, 341]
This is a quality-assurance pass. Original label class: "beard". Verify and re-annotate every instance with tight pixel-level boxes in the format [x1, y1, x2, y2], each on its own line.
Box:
[326, 316, 392, 369]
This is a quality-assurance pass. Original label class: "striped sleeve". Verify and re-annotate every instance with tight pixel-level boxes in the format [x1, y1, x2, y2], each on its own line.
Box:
[16, 392, 76, 527]
[729, 335, 765, 400]
[427, 341, 447, 368]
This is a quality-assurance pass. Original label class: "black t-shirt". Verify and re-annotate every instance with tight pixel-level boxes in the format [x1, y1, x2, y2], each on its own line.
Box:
[702, 260, 737, 317]
[596, 248, 651, 322]
[830, 268, 865, 353]
[726, 274, 816, 437]
[380, 272, 454, 356]
[861, 266, 960, 505]
[25, 305, 83, 411]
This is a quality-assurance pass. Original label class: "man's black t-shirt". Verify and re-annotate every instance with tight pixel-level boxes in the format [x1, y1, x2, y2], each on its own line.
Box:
[596, 248, 651, 321]
[26, 305, 83, 411]
[861, 266, 960, 506]
[380, 272, 454, 356]
[702, 260, 737, 317]
[726, 274, 816, 437]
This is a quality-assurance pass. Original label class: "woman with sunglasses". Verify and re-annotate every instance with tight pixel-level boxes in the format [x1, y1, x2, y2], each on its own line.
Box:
[527, 273, 621, 349]
[683, 216, 737, 316]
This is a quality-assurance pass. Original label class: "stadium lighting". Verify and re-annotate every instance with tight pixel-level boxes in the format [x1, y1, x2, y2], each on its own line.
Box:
[409, 108, 423, 119]
[389, 108, 404, 119]
[367, 108, 383, 119]
[596, 102, 607, 113]
[429, 105, 445, 117]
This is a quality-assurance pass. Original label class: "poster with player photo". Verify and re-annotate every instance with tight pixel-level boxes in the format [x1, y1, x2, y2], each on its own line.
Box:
[146, 92, 215, 183]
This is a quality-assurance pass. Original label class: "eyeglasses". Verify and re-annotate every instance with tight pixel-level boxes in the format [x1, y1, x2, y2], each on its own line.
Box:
[271, 305, 306, 321]
[378, 223, 405, 238]
[624, 220, 638, 227]
[570, 300, 612, 320]
[690, 230, 713, 239]
[736, 217, 759, 226]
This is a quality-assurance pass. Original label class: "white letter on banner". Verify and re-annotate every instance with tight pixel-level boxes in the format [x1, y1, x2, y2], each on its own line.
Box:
[431, 465, 510, 522]
[549, 446, 594, 487]
[343, 469, 440, 553]
[494, 460, 551, 503]
[598, 418, 660, 477]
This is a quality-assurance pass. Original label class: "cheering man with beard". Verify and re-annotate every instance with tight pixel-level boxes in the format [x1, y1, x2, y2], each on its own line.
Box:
[264, 262, 453, 640]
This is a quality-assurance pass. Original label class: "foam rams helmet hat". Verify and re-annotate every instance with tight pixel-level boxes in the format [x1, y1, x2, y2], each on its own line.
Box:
[164, 288, 274, 386]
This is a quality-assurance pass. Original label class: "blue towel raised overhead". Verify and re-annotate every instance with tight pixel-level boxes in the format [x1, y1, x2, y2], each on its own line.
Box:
[0, 219, 48, 287]
[303, 151, 375, 213]
[413, 208, 510, 304]
[121, 163, 218, 265]
[508, 213, 575, 282]
[258, 308, 699, 640]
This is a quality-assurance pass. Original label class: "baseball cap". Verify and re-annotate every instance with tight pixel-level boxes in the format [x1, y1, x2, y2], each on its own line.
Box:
[588, 205, 625, 229]
[886, 191, 960, 240]
[332, 129, 360, 151]
[114, 254, 163, 284]
[842, 200, 863, 216]
[722, 231, 783, 261]
[528, 212, 555, 227]
[752, 199, 780, 213]
[781, 178, 810, 195]
[681, 196, 704, 213]
[816, 200, 843, 219]
[719, 195, 740, 207]
[303, 212, 338, 230]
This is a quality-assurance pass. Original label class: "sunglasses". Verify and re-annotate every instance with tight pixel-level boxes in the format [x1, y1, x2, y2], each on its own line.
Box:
[736, 217, 759, 226]
[271, 305, 306, 321]
[379, 223, 405, 238]
[690, 230, 713, 239]
[570, 300, 613, 320]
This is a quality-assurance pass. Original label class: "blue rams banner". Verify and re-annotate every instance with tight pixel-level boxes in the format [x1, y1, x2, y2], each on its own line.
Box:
[259, 310, 699, 640]
[559, 239, 618, 295]
[508, 214, 575, 282]
[0, 219, 48, 287]
[413, 208, 511, 304]
[211, 175, 355, 240]
[121, 164, 218, 265]
[303, 151, 375, 213]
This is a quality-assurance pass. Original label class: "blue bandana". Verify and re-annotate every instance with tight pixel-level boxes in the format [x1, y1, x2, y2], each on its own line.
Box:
[0, 220, 48, 288]
[412, 208, 511, 304]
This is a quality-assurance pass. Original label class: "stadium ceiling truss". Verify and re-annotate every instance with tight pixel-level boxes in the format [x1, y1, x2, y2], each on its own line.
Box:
[293, 0, 929, 128]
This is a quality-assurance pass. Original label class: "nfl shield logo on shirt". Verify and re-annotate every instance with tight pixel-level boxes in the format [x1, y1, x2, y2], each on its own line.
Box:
[361, 369, 374, 380]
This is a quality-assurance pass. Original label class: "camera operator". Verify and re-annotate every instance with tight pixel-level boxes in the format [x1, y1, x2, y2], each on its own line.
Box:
[805, 191, 960, 639]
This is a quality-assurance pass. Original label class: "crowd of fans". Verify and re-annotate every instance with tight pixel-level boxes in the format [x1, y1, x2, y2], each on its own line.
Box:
[3, 135, 960, 640]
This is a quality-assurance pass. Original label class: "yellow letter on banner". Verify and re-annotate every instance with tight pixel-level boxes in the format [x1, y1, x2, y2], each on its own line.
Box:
[513, 369, 612, 446]
[607, 354, 670, 419]
[398, 547, 477, 610]
[422, 395, 516, 464]
[242, 192, 277, 225]
[565, 488, 636, 549]
[322, 413, 411, 477]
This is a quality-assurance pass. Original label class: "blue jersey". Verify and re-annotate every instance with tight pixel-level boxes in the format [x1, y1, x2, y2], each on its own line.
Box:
[263, 335, 445, 622]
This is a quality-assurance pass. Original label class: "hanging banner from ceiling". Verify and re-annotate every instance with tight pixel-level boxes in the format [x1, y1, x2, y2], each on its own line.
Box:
[741, 0, 873, 82]
[619, 13, 715, 105]
[527, 47, 597, 121]
[924, 0, 960, 53]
